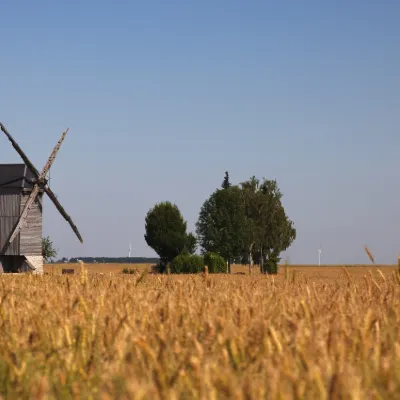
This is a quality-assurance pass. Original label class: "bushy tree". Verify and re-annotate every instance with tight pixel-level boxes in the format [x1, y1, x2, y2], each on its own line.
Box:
[240, 177, 296, 274]
[144, 201, 188, 265]
[42, 236, 57, 263]
[204, 252, 226, 273]
[185, 232, 197, 254]
[196, 184, 251, 273]
[263, 251, 280, 274]
[170, 253, 204, 274]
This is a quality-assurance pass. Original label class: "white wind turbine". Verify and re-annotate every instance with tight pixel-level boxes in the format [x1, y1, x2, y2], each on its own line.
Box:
[318, 247, 322, 266]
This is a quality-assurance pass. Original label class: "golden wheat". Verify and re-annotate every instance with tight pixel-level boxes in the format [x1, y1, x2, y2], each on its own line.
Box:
[0, 267, 399, 399]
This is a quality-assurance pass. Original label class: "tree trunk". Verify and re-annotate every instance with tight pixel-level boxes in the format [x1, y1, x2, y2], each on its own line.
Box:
[260, 246, 264, 274]
[228, 259, 231, 273]
[249, 242, 254, 275]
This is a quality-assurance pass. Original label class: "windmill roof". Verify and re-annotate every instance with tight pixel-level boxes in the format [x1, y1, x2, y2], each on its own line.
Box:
[0, 164, 36, 189]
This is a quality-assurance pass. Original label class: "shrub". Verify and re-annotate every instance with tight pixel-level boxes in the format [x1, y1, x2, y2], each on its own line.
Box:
[204, 252, 226, 273]
[263, 253, 281, 275]
[170, 254, 204, 274]
[122, 268, 137, 274]
[189, 255, 205, 273]
[170, 254, 188, 274]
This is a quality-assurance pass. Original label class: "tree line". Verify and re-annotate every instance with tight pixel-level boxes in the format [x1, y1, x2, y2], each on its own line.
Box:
[42, 238, 160, 265]
[144, 172, 296, 274]
[54, 257, 160, 264]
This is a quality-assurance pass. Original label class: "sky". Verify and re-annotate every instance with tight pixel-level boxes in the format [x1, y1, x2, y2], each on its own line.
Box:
[1, 1, 399, 264]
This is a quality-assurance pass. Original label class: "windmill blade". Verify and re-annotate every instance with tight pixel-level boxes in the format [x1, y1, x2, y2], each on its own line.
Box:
[40, 128, 69, 179]
[0, 122, 40, 178]
[1, 185, 41, 254]
[44, 186, 83, 243]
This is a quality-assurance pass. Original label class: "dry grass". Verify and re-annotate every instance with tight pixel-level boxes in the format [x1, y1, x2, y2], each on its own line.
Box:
[1, 265, 400, 398]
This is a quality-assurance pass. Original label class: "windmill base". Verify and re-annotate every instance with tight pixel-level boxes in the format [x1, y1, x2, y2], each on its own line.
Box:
[0, 256, 44, 274]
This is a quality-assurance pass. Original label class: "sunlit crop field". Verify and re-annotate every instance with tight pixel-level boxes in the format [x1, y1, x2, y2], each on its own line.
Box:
[1, 265, 400, 398]
[45, 262, 398, 275]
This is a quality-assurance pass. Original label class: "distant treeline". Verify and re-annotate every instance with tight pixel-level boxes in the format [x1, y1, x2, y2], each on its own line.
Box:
[53, 257, 159, 264]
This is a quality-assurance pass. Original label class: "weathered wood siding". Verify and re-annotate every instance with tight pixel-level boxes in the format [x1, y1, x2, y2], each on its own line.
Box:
[20, 193, 43, 256]
[0, 192, 21, 255]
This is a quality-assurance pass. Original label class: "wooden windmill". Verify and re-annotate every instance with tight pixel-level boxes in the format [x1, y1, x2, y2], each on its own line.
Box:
[0, 122, 83, 273]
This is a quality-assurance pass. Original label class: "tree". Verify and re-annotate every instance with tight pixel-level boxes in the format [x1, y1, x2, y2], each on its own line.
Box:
[144, 201, 188, 265]
[42, 236, 57, 263]
[185, 232, 197, 254]
[240, 177, 296, 274]
[221, 171, 231, 189]
[240, 176, 261, 271]
[196, 185, 250, 273]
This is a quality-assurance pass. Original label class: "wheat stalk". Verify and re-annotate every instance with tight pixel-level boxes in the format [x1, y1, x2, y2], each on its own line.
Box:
[364, 246, 375, 264]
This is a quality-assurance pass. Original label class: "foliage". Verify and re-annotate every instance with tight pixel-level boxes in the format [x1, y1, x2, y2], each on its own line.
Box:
[185, 232, 197, 255]
[221, 171, 231, 189]
[144, 201, 188, 264]
[196, 184, 251, 273]
[196, 172, 296, 273]
[204, 252, 226, 273]
[145, 173, 295, 275]
[170, 253, 205, 274]
[42, 236, 57, 263]
[240, 176, 296, 273]
[262, 252, 281, 274]
[122, 268, 137, 274]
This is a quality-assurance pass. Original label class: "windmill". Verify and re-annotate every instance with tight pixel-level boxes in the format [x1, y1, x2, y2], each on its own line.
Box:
[0, 122, 83, 273]
[318, 247, 322, 266]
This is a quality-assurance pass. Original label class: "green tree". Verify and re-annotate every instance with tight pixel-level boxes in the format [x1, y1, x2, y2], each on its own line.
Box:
[240, 177, 296, 274]
[240, 176, 261, 270]
[144, 201, 188, 265]
[221, 171, 231, 189]
[42, 236, 57, 263]
[196, 185, 250, 273]
[185, 232, 197, 254]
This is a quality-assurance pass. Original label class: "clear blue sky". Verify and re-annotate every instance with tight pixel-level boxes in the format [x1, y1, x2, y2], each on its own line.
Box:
[1, 1, 399, 264]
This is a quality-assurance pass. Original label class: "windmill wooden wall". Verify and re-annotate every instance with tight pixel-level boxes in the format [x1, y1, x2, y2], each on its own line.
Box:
[19, 192, 43, 255]
[0, 190, 20, 255]
[0, 190, 43, 256]
[0, 165, 43, 257]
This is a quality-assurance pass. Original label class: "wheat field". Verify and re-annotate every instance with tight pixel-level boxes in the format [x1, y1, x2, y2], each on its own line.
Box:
[1, 265, 400, 399]
[44, 262, 398, 275]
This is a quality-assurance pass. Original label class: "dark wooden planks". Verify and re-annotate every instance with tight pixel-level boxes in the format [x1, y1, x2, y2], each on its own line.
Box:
[0, 193, 20, 255]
